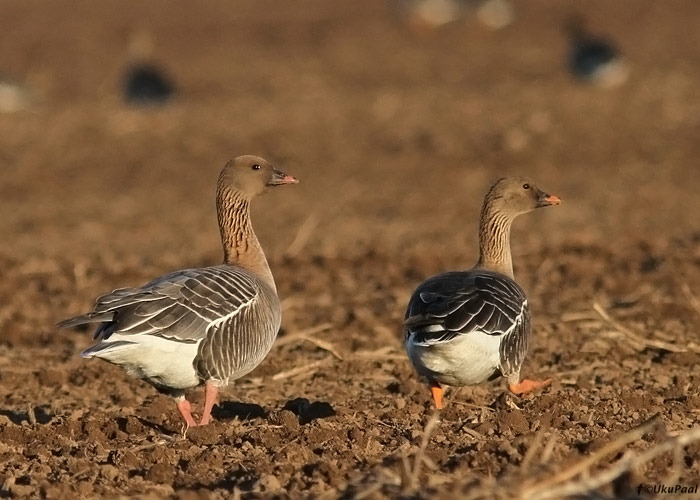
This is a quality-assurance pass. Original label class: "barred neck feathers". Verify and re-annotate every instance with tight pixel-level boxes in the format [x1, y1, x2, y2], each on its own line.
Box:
[473, 176, 562, 279]
[216, 177, 275, 292]
[476, 196, 515, 278]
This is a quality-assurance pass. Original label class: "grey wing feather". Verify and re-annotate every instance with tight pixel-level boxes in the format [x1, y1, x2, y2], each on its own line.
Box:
[58, 265, 267, 344]
[195, 285, 281, 383]
[405, 269, 529, 347]
[498, 302, 531, 379]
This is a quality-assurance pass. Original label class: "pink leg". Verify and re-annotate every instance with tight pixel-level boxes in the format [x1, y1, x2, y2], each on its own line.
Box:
[199, 383, 218, 426]
[176, 398, 198, 428]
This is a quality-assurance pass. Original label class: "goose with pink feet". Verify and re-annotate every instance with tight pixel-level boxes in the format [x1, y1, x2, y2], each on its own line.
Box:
[59, 156, 297, 427]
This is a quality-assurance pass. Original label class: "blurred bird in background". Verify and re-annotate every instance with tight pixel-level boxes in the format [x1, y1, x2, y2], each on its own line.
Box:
[123, 31, 175, 106]
[397, 0, 515, 34]
[566, 15, 628, 88]
[0, 74, 31, 113]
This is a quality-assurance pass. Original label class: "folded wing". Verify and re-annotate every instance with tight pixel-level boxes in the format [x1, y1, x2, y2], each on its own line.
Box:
[404, 269, 530, 376]
[58, 265, 271, 345]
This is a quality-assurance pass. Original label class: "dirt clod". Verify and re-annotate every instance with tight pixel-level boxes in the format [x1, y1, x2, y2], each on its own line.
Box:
[145, 462, 176, 484]
[268, 409, 300, 431]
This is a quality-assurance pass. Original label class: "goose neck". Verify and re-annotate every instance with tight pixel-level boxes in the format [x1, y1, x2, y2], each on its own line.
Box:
[475, 203, 515, 278]
[216, 185, 276, 291]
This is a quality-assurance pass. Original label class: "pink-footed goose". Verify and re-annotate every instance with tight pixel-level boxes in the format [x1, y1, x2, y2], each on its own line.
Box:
[58, 156, 297, 427]
[404, 177, 561, 409]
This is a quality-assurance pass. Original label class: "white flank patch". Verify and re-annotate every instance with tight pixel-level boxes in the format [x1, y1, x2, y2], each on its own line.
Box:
[83, 334, 201, 390]
[408, 330, 502, 386]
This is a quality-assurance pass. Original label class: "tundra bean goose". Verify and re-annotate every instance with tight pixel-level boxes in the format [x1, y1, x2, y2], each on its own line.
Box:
[58, 156, 297, 427]
[123, 31, 174, 106]
[404, 177, 561, 409]
[567, 16, 628, 88]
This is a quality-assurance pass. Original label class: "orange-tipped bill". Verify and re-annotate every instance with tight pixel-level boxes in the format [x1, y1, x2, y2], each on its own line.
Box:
[269, 169, 299, 186]
[538, 192, 562, 207]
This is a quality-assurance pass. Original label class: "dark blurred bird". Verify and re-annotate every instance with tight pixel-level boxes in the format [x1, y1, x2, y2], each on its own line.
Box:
[123, 31, 175, 106]
[124, 64, 174, 106]
[567, 16, 628, 88]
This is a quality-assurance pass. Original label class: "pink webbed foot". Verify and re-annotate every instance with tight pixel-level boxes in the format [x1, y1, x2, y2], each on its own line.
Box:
[176, 398, 198, 428]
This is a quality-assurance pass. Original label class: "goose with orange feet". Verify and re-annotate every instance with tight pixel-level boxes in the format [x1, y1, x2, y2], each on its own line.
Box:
[404, 177, 561, 409]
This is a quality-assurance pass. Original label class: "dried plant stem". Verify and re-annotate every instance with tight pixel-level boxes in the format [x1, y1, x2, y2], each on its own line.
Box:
[26, 404, 37, 425]
[523, 425, 700, 500]
[540, 430, 558, 463]
[298, 336, 344, 360]
[271, 357, 331, 381]
[521, 426, 548, 471]
[354, 346, 406, 361]
[285, 212, 320, 258]
[681, 283, 700, 317]
[275, 323, 333, 345]
[592, 301, 693, 353]
[275, 323, 343, 359]
[402, 411, 441, 493]
[524, 416, 660, 492]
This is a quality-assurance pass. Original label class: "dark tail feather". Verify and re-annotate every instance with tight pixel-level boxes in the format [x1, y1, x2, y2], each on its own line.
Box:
[56, 312, 114, 330]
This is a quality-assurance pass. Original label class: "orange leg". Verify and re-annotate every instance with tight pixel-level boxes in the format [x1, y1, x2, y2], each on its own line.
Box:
[509, 378, 552, 395]
[430, 382, 444, 409]
[199, 383, 218, 426]
[176, 398, 198, 428]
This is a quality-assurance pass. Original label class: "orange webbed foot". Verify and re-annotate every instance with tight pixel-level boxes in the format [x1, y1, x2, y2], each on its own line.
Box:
[509, 378, 551, 395]
[430, 382, 444, 409]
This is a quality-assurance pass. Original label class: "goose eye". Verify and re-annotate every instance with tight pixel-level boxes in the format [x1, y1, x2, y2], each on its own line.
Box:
[522, 183, 530, 190]
[251, 164, 261, 171]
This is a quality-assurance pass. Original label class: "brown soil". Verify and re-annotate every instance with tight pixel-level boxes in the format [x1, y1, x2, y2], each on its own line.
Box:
[1, 0, 700, 498]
